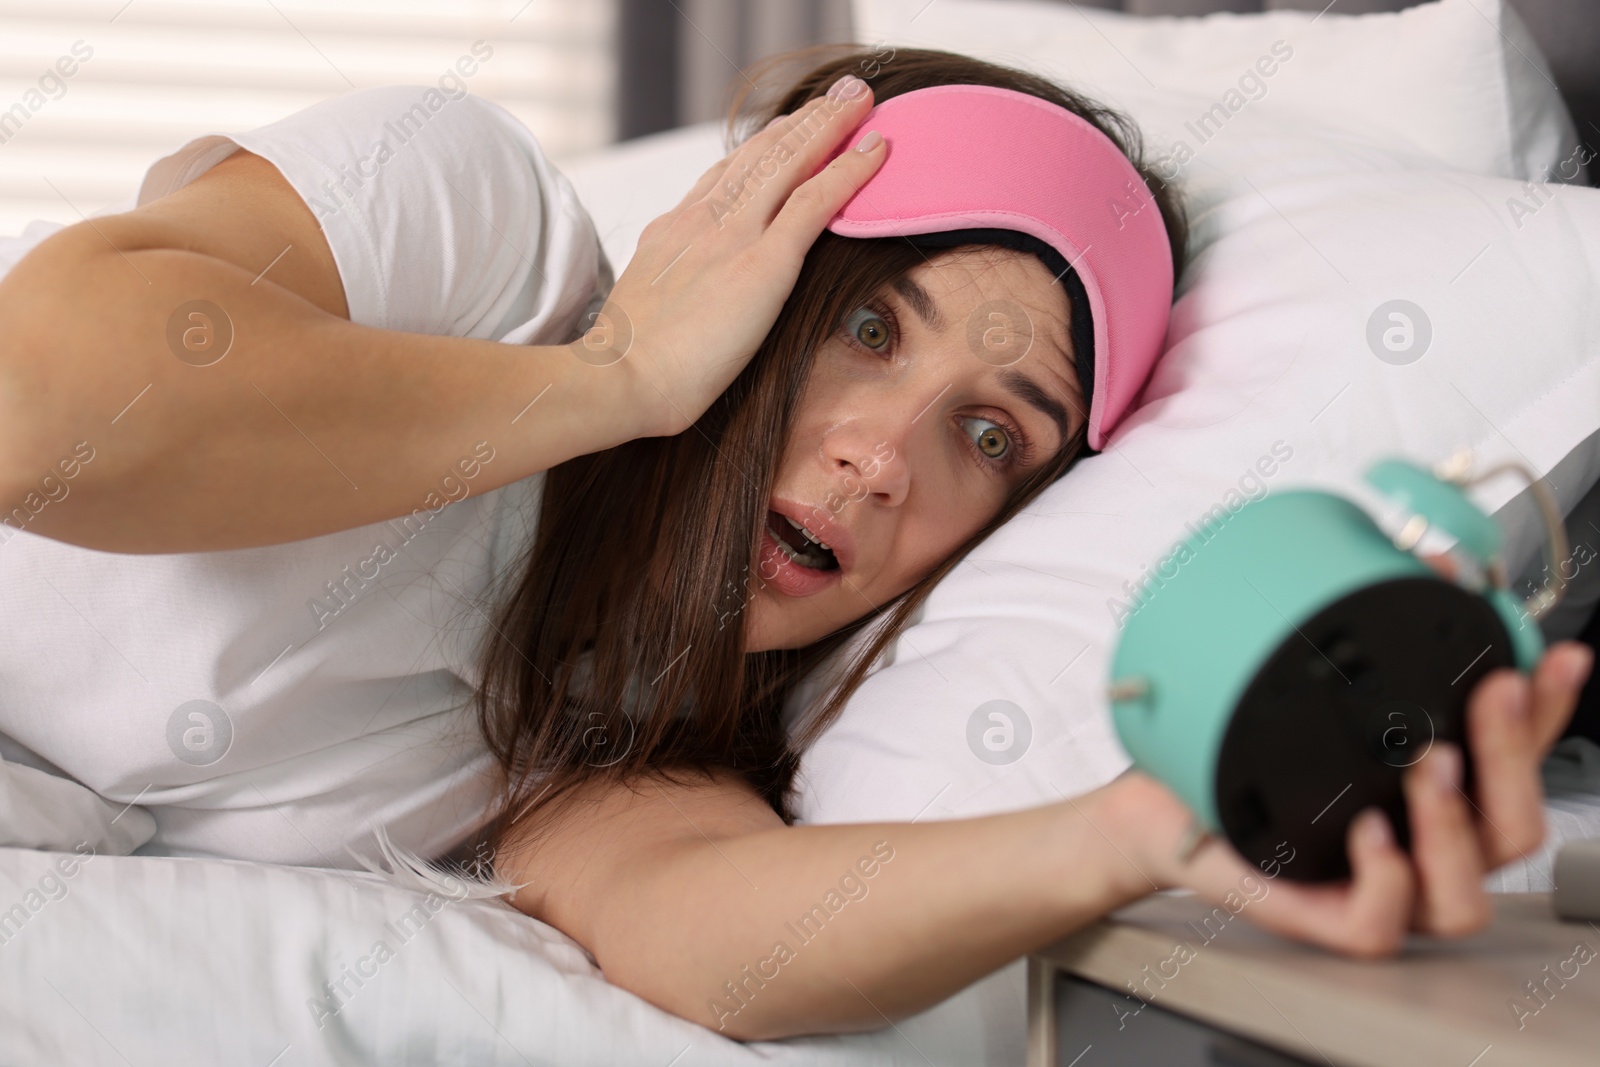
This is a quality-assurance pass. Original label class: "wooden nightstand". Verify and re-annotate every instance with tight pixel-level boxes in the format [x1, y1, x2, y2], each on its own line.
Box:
[1026, 892, 1600, 1067]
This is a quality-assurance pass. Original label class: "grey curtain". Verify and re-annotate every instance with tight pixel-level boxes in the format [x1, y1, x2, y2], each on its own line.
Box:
[618, 0, 1598, 159]
[619, 0, 852, 137]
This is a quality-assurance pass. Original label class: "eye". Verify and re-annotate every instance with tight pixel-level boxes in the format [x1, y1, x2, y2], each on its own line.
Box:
[842, 305, 892, 351]
[957, 413, 1036, 473]
[964, 417, 1010, 460]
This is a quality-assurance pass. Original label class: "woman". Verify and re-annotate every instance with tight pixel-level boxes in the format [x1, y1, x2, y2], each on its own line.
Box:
[0, 45, 1591, 1042]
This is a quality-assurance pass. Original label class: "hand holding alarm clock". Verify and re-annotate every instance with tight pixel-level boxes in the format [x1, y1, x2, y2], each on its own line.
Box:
[1099, 452, 1593, 950]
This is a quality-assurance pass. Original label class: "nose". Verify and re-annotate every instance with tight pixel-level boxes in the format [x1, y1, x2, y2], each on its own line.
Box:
[819, 419, 909, 508]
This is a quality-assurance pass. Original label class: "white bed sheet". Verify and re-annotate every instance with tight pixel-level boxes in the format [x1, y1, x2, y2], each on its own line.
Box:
[0, 836, 1025, 1066]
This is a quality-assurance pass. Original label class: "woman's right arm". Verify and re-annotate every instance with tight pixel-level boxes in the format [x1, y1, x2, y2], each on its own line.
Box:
[0, 150, 654, 552]
[0, 78, 885, 553]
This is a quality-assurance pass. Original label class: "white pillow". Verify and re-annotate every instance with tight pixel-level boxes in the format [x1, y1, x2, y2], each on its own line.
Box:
[855, 0, 1583, 186]
[560, 124, 729, 272]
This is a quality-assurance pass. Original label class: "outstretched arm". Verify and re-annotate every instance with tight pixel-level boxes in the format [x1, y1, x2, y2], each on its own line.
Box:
[501, 765, 1142, 1040]
[497, 640, 1592, 1041]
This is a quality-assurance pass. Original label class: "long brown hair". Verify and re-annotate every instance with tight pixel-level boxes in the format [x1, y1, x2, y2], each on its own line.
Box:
[473, 46, 1188, 843]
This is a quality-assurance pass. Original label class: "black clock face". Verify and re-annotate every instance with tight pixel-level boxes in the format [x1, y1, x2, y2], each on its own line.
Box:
[1214, 576, 1513, 883]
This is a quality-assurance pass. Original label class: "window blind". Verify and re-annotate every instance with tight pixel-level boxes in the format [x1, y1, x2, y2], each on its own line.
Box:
[0, 0, 616, 236]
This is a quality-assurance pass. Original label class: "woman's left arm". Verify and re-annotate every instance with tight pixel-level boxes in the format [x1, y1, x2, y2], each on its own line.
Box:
[497, 640, 1592, 1041]
[500, 766, 1144, 1041]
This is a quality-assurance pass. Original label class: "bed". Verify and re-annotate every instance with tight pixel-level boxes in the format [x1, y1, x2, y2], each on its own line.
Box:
[5, 2, 1600, 1064]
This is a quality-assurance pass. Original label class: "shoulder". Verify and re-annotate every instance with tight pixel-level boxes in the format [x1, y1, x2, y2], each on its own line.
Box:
[238, 87, 603, 339]
[133, 86, 604, 340]
[226, 85, 552, 232]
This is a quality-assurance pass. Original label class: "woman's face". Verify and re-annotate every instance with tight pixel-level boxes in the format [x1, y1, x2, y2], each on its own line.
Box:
[743, 246, 1086, 652]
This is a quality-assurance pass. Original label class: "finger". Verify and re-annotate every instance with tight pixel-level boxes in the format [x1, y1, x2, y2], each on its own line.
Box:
[1171, 809, 1411, 959]
[675, 151, 740, 213]
[1225, 809, 1413, 958]
[1402, 743, 1491, 936]
[1309, 809, 1415, 956]
[674, 113, 795, 214]
[685, 92, 850, 228]
[1330, 808, 1416, 955]
[1464, 641, 1591, 868]
[1466, 668, 1547, 868]
[765, 122, 886, 249]
[735, 79, 878, 228]
[1530, 640, 1593, 750]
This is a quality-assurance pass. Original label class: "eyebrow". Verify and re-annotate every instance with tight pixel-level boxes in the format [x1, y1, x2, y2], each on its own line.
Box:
[892, 274, 1080, 449]
[892, 275, 946, 333]
[997, 367, 1074, 449]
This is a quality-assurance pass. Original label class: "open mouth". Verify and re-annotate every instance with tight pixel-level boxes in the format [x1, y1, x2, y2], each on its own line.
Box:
[765, 510, 839, 572]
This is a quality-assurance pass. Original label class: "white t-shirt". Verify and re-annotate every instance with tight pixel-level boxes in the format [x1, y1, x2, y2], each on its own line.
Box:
[0, 86, 609, 868]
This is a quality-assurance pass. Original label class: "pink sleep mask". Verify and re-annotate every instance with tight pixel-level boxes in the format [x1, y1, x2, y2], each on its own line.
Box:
[821, 83, 1175, 452]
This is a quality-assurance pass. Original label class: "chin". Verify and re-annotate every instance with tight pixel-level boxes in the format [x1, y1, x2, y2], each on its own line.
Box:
[743, 582, 857, 653]
[741, 595, 810, 654]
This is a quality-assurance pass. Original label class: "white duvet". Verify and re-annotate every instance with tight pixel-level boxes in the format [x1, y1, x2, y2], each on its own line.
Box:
[0, 761, 1024, 1066]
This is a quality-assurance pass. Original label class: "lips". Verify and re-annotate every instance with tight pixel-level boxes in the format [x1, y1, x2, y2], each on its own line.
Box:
[758, 498, 857, 598]
[768, 498, 855, 573]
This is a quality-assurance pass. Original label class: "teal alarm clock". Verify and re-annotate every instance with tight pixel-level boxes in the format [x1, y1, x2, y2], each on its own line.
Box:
[1108, 453, 1567, 882]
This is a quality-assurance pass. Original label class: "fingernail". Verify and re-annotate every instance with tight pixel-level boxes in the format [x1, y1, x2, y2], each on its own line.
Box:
[854, 129, 883, 153]
[1359, 809, 1392, 850]
[1429, 743, 1462, 793]
[763, 114, 785, 130]
[826, 74, 856, 99]
[1562, 645, 1594, 691]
